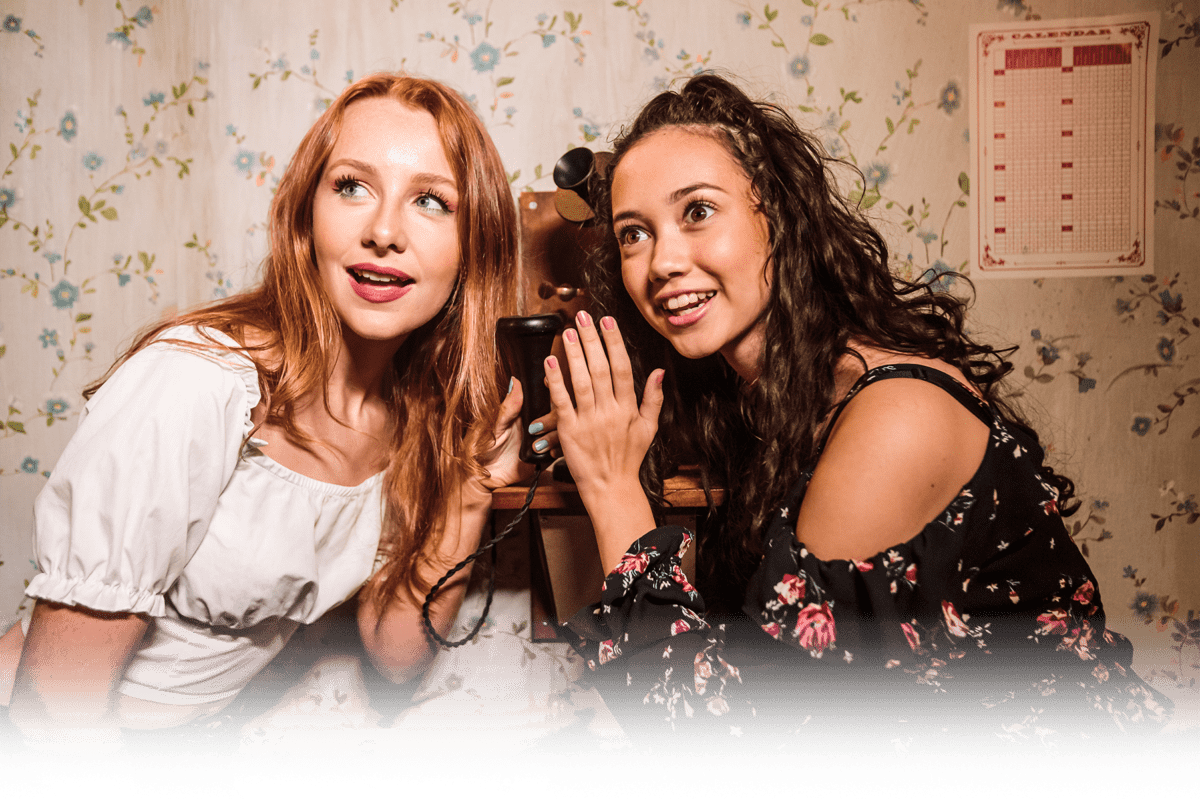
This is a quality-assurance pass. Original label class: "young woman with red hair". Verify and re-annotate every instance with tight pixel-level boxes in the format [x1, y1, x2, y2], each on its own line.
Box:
[0, 73, 523, 743]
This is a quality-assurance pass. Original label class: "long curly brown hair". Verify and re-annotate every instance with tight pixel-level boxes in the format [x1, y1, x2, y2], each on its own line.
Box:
[87, 73, 518, 607]
[581, 73, 1074, 601]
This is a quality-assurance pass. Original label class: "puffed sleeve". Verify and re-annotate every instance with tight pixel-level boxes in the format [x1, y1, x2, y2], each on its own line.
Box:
[26, 327, 260, 617]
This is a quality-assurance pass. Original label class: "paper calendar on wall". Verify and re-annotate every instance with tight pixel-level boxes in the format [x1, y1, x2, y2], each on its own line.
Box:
[968, 14, 1157, 278]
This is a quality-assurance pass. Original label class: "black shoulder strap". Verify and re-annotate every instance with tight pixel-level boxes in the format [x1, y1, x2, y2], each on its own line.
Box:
[813, 363, 993, 460]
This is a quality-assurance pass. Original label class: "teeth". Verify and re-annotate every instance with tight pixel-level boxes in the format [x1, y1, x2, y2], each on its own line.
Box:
[352, 269, 402, 285]
[663, 291, 715, 312]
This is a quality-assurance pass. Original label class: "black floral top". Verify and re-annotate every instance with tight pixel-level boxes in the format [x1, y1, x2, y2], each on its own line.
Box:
[566, 365, 1171, 746]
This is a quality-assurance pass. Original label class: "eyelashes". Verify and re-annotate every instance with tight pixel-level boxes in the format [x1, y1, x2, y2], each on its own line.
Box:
[330, 175, 454, 214]
[614, 199, 717, 246]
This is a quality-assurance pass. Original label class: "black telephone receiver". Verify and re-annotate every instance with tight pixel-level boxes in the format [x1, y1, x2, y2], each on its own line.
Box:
[496, 313, 565, 465]
[423, 313, 566, 649]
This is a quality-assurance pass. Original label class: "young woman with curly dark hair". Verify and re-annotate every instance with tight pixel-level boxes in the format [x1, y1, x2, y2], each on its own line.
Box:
[536, 73, 1169, 748]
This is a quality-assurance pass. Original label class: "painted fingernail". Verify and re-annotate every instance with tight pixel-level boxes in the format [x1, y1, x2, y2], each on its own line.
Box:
[507, 377, 513, 394]
[533, 439, 549, 453]
[656, 371, 665, 385]
[576, 311, 592, 328]
[564, 329, 578, 344]
[546, 356, 558, 370]
[601, 316, 616, 331]
[528, 421, 544, 435]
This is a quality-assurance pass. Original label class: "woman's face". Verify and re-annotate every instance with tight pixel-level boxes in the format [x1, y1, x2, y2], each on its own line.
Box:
[611, 127, 771, 380]
[311, 97, 461, 347]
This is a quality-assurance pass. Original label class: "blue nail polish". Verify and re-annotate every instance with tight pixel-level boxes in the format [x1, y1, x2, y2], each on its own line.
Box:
[533, 439, 549, 453]
[528, 421, 544, 435]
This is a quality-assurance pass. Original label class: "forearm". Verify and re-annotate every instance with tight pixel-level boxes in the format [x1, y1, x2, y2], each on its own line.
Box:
[576, 475, 659, 574]
[8, 601, 148, 734]
[359, 481, 492, 683]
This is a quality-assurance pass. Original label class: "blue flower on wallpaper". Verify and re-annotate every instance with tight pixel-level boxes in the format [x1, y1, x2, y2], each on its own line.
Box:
[1158, 337, 1176, 362]
[108, 31, 132, 48]
[144, 91, 165, 107]
[43, 252, 61, 265]
[1131, 416, 1152, 436]
[345, 70, 354, 83]
[154, 140, 168, 155]
[919, 260, 957, 292]
[916, 229, 938, 244]
[59, 111, 78, 142]
[1131, 591, 1158, 621]
[862, 161, 891, 188]
[466, 14, 482, 26]
[130, 142, 148, 160]
[736, 12, 751, 27]
[133, 5, 154, 27]
[272, 57, 288, 70]
[938, 81, 961, 113]
[1115, 298, 1132, 314]
[39, 329, 58, 348]
[470, 42, 501, 72]
[998, 0, 1029, 16]
[789, 55, 810, 79]
[504, 106, 517, 120]
[1037, 342, 1060, 364]
[21, 457, 39, 474]
[537, 13, 548, 23]
[1159, 288, 1183, 314]
[225, 124, 237, 136]
[541, 34, 556, 47]
[45, 398, 70, 416]
[117, 274, 131, 286]
[50, 279, 79, 309]
[310, 48, 320, 60]
[801, 15, 814, 26]
[234, 150, 255, 173]
[4, 15, 20, 33]
[83, 151, 104, 171]
[1077, 377, 1096, 393]
[0, 187, 15, 210]
[113, 184, 124, 194]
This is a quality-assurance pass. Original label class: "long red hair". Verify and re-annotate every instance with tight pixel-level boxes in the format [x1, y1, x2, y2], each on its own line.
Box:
[89, 72, 518, 605]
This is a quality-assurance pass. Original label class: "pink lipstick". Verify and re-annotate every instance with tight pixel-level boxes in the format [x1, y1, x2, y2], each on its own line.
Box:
[345, 264, 413, 303]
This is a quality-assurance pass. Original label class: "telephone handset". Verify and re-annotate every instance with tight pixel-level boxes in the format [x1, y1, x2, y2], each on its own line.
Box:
[421, 314, 565, 647]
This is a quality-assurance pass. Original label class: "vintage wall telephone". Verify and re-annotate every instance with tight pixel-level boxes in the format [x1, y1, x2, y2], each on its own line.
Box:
[421, 147, 609, 647]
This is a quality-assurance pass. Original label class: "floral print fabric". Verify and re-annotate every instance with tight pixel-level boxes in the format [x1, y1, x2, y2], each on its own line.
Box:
[566, 365, 1171, 744]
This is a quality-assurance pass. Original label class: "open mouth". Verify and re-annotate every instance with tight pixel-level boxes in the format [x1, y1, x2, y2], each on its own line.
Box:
[348, 268, 413, 287]
[661, 290, 716, 316]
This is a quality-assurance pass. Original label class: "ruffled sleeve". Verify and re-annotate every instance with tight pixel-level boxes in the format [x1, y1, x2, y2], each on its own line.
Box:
[27, 327, 259, 617]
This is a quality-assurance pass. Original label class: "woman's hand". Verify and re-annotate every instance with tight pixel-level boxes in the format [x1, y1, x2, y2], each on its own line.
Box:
[543, 311, 664, 571]
[467, 376, 531, 497]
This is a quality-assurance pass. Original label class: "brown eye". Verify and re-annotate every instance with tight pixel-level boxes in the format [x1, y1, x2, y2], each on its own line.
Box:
[617, 226, 648, 247]
[685, 202, 714, 224]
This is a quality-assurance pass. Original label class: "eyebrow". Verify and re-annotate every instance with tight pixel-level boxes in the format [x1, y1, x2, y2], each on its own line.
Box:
[324, 159, 457, 190]
[612, 182, 726, 226]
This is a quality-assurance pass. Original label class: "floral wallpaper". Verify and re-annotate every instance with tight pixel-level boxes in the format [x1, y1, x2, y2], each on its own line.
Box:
[1, 0, 1196, 728]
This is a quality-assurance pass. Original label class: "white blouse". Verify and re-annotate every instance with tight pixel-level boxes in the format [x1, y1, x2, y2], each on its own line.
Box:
[27, 326, 384, 707]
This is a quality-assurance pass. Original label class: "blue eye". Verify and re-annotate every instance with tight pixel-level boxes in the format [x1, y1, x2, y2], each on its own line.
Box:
[415, 191, 453, 215]
[333, 176, 367, 199]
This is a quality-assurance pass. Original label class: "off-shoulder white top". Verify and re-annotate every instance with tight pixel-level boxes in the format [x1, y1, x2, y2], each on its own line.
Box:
[26, 326, 384, 708]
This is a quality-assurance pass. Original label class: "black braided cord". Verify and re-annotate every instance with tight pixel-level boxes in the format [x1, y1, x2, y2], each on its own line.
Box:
[421, 466, 544, 648]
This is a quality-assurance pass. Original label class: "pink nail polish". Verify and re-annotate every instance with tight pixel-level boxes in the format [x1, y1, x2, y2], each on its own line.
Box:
[601, 316, 616, 331]
[564, 329, 578, 344]
[576, 311, 592, 327]
[546, 356, 558, 369]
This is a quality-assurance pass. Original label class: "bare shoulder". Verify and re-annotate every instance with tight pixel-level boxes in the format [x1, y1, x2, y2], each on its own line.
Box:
[795, 368, 991, 562]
